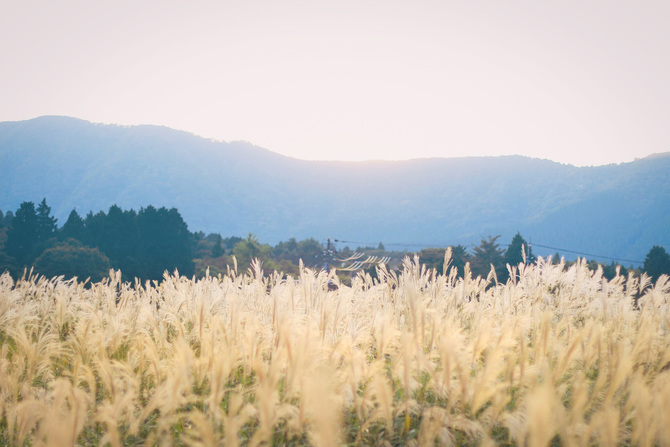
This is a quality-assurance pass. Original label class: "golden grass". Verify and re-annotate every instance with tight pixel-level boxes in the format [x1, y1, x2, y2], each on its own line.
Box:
[0, 255, 668, 446]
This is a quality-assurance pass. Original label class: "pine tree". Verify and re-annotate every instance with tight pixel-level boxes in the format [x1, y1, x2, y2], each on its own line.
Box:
[471, 235, 506, 283]
[137, 206, 194, 280]
[643, 246, 670, 283]
[36, 198, 58, 246]
[100, 205, 141, 273]
[61, 209, 88, 243]
[3, 211, 14, 228]
[504, 232, 535, 267]
[449, 244, 470, 278]
[211, 234, 225, 258]
[5, 202, 39, 264]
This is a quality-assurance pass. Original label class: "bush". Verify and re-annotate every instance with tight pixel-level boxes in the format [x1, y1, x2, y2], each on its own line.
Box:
[33, 240, 110, 282]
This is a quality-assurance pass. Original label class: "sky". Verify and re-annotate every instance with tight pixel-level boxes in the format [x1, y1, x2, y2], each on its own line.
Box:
[1, 0, 669, 166]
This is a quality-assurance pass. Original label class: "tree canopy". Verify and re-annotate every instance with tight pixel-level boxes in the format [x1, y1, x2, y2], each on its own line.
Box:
[643, 245, 670, 282]
[0, 201, 660, 287]
[61, 209, 87, 243]
[5, 201, 40, 265]
[1, 200, 195, 282]
[233, 234, 272, 272]
[471, 235, 506, 283]
[504, 232, 535, 267]
[34, 241, 110, 283]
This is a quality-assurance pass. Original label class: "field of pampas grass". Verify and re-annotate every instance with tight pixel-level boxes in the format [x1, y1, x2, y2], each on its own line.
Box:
[0, 252, 669, 446]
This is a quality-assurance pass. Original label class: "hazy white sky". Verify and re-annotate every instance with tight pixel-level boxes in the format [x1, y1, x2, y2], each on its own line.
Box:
[1, 0, 669, 166]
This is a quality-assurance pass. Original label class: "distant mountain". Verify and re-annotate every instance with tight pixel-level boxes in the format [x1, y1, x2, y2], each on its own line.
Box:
[1, 116, 668, 263]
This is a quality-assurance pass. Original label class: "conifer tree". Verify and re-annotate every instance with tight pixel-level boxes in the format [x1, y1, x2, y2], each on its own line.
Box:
[137, 206, 194, 280]
[5, 202, 39, 264]
[61, 209, 88, 244]
[449, 244, 470, 277]
[471, 235, 506, 283]
[36, 198, 58, 245]
[2, 211, 14, 228]
[643, 245, 670, 283]
[504, 232, 535, 267]
[211, 234, 225, 258]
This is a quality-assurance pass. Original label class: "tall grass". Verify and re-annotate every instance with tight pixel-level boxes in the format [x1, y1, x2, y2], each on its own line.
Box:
[0, 254, 668, 446]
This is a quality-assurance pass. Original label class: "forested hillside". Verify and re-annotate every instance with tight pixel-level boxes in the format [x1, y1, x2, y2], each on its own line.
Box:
[1, 116, 669, 261]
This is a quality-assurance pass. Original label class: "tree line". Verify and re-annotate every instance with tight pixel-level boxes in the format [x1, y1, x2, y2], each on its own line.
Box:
[0, 200, 328, 283]
[1, 199, 669, 284]
[0, 200, 193, 282]
[412, 234, 670, 284]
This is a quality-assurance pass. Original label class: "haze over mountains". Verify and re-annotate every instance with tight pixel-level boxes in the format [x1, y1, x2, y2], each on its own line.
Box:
[1, 116, 668, 264]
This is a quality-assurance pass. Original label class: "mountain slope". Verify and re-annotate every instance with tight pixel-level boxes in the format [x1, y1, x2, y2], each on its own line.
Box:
[1, 116, 668, 262]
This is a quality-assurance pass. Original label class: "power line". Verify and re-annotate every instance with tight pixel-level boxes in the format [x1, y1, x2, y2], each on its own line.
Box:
[333, 239, 456, 248]
[531, 243, 644, 265]
[329, 238, 645, 266]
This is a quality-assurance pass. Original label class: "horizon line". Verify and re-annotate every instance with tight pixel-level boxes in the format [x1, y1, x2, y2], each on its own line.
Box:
[2, 114, 665, 168]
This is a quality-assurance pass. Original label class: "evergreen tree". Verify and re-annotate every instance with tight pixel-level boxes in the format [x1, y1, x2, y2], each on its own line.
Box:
[83, 206, 142, 279]
[103, 205, 141, 272]
[3, 211, 14, 228]
[0, 208, 17, 275]
[84, 210, 107, 245]
[643, 245, 670, 283]
[36, 198, 58, 246]
[5, 201, 39, 265]
[418, 248, 448, 273]
[471, 235, 506, 282]
[449, 244, 470, 277]
[602, 261, 628, 281]
[211, 234, 225, 258]
[504, 232, 535, 267]
[137, 206, 194, 280]
[61, 209, 88, 243]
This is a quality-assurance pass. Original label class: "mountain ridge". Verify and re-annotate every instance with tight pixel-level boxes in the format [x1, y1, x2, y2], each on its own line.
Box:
[1, 116, 668, 263]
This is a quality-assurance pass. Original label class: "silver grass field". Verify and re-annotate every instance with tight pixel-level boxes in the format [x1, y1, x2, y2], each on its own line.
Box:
[0, 252, 669, 446]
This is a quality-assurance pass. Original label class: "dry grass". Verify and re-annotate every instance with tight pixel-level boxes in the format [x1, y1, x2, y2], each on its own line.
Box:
[0, 254, 669, 446]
